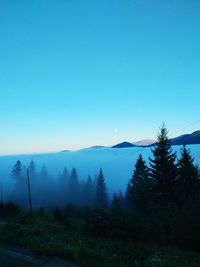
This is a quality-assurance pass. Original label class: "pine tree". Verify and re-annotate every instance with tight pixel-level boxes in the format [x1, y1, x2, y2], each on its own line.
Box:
[95, 168, 108, 210]
[126, 154, 151, 211]
[149, 125, 177, 204]
[177, 145, 200, 203]
[11, 160, 22, 179]
[68, 168, 80, 205]
[83, 175, 95, 207]
[57, 167, 70, 205]
[29, 160, 37, 180]
[39, 165, 51, 207]
[62, 168, 69, 185]
[10, 160, 27, 208]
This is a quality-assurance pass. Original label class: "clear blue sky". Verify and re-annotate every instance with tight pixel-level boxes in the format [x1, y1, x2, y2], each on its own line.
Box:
[0, 0, 200, 155]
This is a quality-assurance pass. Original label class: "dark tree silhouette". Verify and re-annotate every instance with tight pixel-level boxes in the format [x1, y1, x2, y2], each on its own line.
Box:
[68, 168, 80, 205]
[177, 145, 200, 204]
[82, 175, 95, 207]
[57, 167, 70, 205]
[149, 125, 177, 204]
[126, 154, 151, 211]
[29, 160, 37, 179]
[38, 165, 51, 208]
[95, 168, 108, 210]
[61, 167, 69, 186]
[10, 160, 27, 208]
[11, 160, 22, 179]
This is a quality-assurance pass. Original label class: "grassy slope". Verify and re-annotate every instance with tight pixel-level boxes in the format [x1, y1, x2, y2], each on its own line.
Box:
[0, 215, 200, 267]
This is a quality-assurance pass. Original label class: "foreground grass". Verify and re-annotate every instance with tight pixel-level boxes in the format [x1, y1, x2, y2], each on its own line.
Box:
[0, 214, 200, 267]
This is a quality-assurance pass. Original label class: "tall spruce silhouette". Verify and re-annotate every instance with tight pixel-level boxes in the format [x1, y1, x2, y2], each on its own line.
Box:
[12, 160, 22, 179]
[58, 167, 70, 205]
[10, 160, 27, 208]
[68, 168, 79, 205]
[39, 165, 50, 207]
[149, 125, 177, 204]
[83, 175, 95, 207]
[95, 168, 108, 210]
[177, 145, 200, 203]
[126, 154, 151, 210]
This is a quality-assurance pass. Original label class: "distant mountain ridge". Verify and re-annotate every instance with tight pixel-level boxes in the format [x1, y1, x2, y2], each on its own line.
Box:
[112, 142, 135, 148]
[132, 139, 156, 146]
[61, 131, 200, 152]
[170, 131, 200, 146]
[111, 131, 200, 149]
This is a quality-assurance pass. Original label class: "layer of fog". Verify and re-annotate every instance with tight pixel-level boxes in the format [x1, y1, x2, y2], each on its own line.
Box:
[0, 145, 200, 209]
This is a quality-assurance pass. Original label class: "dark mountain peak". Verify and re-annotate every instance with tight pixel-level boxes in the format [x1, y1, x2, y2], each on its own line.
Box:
[170, 130, 200, 146]
[191, 130, 200, 136]
[112, 142, 135, 148]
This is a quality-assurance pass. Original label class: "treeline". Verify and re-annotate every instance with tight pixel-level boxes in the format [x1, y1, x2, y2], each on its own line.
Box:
[10, 160, 109, 211]
[7, 125, 200, 251]
[121, 126, 200, 251]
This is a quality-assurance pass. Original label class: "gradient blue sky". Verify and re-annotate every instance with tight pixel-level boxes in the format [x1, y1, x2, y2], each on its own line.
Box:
[0, 0, 200, 155]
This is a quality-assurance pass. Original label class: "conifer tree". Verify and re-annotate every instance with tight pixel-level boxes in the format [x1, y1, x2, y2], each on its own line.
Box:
[11, 160, 22, 179]
[57, 167, 70, 205]
[149, 125, 177, 204]
[39, 165, 51, 207]
[29, 160, 37, 180]
[83, 175, 95, 207]
[68, 168, 80, 205]
[62, 168, 69, 185]
[10, 160, 27, 208]
[95, 168, 108, 210]
[126, 154, 151, 210]
[177, 145, 200, 203]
